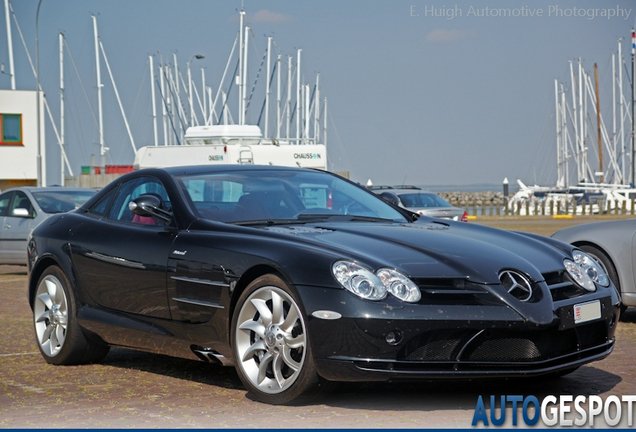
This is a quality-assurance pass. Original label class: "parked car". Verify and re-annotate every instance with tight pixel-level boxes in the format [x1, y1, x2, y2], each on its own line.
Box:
[0, 187, 96, 265]
[370, 186, 467, 222]
[552, 219, 636, 317]
[28, 166, 619, 404]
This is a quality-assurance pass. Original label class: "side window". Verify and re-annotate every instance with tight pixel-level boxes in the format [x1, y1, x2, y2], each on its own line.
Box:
[89, 188, 116, 217]
[9, 191, 34, 217]
[0, 192, 13, 216]
[108, 177, 170, 225]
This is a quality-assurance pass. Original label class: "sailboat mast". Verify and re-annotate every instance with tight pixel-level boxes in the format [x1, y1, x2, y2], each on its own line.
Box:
[202, 68, 207, 124]
[631, 29, 636, 185]
[276, 54, 281, 139]
[4, 0, 15, 89]
[619, 39, 626, 180]
[561, 85, 568, 187]
[159, 63, 168, 145]
[555, 79, 562, 187]
[238, 10, 244, 125]
[296, 49, 301, 143]
[92, 15, 105, 170]
[264, 36, 272, 137]
[594, 63, 603, 183]
[242, 26, 249, 125]
[569, 61, 579, 183]
[286, 55, 291, 139]
[149, 55, 158, 146]
[315, 73, 320, 144]
[59, 32, 65, 184]
[612, 52, 617, 181]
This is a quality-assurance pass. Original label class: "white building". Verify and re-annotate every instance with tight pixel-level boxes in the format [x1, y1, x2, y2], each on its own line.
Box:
[0, 89, 44, 191]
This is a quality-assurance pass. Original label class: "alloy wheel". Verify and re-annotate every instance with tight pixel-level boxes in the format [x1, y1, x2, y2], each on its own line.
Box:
[235, 286, 306, 394]
[34, 275, 68, 357]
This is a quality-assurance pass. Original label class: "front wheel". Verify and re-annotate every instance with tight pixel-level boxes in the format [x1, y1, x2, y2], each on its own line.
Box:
[231, 274, 332, 404]
[33, 266, 109, 365]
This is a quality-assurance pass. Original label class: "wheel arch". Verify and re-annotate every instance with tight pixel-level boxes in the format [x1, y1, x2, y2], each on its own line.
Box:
[228, 264, 295, 337]
[29, 254, 73, 309]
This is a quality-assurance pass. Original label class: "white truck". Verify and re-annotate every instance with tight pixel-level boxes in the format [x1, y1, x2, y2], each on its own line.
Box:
[134, 125, 326, 170]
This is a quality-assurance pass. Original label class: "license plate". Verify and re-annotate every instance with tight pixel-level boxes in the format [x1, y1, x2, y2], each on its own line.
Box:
[574, 300, 601, 324]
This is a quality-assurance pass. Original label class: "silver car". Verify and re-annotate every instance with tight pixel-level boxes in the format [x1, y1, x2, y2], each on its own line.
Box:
[0, 187, 96, 265]
[552, 219, 634, 317]
[371, 187, 467, 222]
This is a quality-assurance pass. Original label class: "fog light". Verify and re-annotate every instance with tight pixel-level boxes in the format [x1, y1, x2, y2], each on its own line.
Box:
[386, 331, 402, 345]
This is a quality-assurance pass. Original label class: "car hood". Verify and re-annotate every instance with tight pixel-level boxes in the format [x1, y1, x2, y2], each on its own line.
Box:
[264, 219, 571, 285]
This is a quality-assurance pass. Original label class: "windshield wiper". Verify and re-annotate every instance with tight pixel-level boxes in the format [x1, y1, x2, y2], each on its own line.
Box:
[231, 214, 401, 226]
[300, 214, 399, 223]
[344, 215, 399, 223]
[231, 218, 312, 226]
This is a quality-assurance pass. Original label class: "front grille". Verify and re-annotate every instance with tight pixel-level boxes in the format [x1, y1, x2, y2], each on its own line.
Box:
[411, 278, 498, 306]
[406, 338, 462, 361]
[544, 271, 589, 301]
[468, 338, 541, 361]
[463, 329, 576, 362]
[399, 329, 476, 361]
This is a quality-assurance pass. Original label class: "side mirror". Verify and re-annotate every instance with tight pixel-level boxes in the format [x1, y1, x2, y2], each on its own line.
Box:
[379, 192, 400, 207]
[128, 194, 172, 224]
[12, 208, 31, 218]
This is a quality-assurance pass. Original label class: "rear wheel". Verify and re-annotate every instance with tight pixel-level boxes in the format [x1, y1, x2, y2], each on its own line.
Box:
[579, 245, 626, 319]
[231, 274, 333, 404]
[33, 266, 109, 365]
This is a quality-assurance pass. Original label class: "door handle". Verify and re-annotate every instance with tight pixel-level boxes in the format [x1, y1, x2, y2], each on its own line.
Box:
[4, 225, 10, 229]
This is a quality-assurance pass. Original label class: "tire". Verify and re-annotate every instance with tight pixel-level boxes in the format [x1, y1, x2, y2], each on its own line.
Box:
[579, 245, 627, 320]
[33, 266, 110, 365]
[231, 274, 333, 404]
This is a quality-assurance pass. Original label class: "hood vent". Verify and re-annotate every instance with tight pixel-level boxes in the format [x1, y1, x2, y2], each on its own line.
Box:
[263, 226, 333, 235]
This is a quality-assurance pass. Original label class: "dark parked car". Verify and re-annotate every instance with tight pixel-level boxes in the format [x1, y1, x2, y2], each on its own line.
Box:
[28, 166, 620, 404]
[0, 187, 96, 265]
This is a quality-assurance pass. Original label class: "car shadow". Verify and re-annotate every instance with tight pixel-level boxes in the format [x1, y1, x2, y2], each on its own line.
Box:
[320, 366, 622, 411]
[100, 347, 245, 391]
[0, 265, 27, 275]
[620, 307, 636, 323]
[99, 347, 621, 410]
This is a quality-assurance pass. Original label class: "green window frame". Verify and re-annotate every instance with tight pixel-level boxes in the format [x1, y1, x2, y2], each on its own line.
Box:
[0, 114, 23, 146]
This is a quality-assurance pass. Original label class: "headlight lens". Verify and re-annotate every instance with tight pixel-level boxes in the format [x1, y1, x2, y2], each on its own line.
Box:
[376, 268, 421, 302]
[564, 250, 610, 291]
[332, 261, 387, 300]
[564, 259, 595, 291]
[573, 250, 609, 287]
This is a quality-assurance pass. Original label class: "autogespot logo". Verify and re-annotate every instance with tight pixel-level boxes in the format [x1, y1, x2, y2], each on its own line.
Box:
[472, 395, 636, 427]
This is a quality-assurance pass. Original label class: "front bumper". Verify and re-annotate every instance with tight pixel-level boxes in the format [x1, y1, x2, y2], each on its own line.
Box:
[296, 285, 619, 382]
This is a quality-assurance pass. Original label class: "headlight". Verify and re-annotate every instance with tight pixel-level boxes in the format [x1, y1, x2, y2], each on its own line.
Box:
[332, 261, 387, 300]
[376, 268, 421, 302]
[564, 250, 610, 291]
[332, 261, 422, 302]
[573, 250, 609, 287]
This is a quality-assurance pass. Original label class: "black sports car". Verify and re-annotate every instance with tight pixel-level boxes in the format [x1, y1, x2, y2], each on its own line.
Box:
[27, 166, 620, 404]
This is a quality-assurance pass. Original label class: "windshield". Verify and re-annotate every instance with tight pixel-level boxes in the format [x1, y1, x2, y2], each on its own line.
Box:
[32, 190, 96, 213]
[399, 193, 451, 208]
[177, 170, 407, 224]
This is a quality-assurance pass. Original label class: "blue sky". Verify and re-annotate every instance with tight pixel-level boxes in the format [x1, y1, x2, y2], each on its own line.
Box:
[2, 0, 635, 187]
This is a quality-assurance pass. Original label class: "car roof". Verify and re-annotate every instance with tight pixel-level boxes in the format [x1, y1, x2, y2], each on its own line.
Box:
[1, 186, 95, 194]
[368, 185, 422, 191]
[391, 190, 437, 195]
